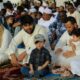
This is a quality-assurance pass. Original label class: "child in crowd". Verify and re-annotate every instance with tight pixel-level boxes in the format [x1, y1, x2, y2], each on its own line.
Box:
[20, 34, 51, 78]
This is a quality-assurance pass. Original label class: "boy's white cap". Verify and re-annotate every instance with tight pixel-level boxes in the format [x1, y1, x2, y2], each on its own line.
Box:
[29, 8, 37, 13]
[34, 34, 45, 43]
[43, 8, 52, 14]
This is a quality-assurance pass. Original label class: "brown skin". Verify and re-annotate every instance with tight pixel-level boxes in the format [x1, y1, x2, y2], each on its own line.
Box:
[18, 51, 27, 62]
[65, 21, 77, 35]
[59, 6, 65, 12]
[68, 5, 75, 14]
[10, 54, 20, 66]
[63, 51, 76, 58]
[50, 3, 56, 10]
[55, 48, 63, 55]
[42, 13, 52, 21]
[22, 24, 34, 34]
[6, 17, 14, 25]
[13, 22, 21, 28]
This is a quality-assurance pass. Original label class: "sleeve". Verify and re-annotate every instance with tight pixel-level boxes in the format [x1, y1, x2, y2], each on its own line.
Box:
[0, 29, 12, 52]
[29, 51, 34, 64]
[55, 31, 68, 50]
[6, 30, 23, 55]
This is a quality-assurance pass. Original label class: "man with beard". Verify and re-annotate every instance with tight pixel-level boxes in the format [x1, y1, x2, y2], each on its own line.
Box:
[7, 15, 51, 66]
[54, 16, 78, 66]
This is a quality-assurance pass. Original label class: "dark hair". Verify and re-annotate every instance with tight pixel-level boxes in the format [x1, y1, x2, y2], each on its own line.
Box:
[64, 16, 77, 24]
[72, 28, 80, 37]
[21, 15, 34, 25]
[4, 2, 13, 10]
[64, 1, 70, 5]
[35, 40, 45, 44]
[5, 15, 14, 20]
[17, 6, 24, 13]
[68, 3, 74, 7]
[0, 8, 6, 16]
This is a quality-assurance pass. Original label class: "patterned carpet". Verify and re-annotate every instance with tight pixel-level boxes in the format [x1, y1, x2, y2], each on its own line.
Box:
[0, 63, 80, 80]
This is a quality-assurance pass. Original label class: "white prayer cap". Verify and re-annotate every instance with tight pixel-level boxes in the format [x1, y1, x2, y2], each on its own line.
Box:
[38, 6, 45, 14]
[42, 1, 48, 7]
[29, 8, 37, 13]
[34, 0, 41, 4]
[43, 8, 52, 14]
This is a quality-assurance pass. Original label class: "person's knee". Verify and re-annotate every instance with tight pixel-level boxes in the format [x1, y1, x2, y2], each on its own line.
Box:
[20, 66, 29, 75]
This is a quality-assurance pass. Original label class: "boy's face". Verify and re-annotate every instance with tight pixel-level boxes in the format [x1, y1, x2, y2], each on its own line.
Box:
[72, 35, 80, 42]
[35, 41, 45, 49]
[7, 17, 14, 24]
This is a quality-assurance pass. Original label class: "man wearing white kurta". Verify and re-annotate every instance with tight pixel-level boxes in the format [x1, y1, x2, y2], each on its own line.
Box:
[7, 15, 51, 66]
[54, 17, 78, 66]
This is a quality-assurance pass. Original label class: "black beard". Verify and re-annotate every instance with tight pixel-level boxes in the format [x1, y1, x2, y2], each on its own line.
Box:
[68, 32, 73, 35]
[25, 25, 35, 34]
[68, 28, 77, 36]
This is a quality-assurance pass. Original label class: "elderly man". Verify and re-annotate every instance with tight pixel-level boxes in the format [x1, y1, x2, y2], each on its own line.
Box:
[7, 15, 51, 66]
[54, 16, 78, 66]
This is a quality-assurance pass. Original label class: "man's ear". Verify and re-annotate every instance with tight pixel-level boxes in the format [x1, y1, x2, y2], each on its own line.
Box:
[74, 23, 78, 29]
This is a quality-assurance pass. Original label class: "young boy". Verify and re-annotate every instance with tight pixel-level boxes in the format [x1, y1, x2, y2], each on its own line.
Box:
[21, 34, 51, 78]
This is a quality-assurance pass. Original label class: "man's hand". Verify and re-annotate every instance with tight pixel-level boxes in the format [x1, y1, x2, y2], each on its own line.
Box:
[10, 54, 20, 66]
[63, 51, 76, 58]
[18, 51, 27, 62]
[38, 66, 43, 71]
[55, 48, 63, 55]
[29, 69, 34, 74]
[13, 22, 21, 28]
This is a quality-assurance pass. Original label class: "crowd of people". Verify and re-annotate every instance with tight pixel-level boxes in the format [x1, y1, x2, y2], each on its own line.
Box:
[0, 0, 80, 78]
